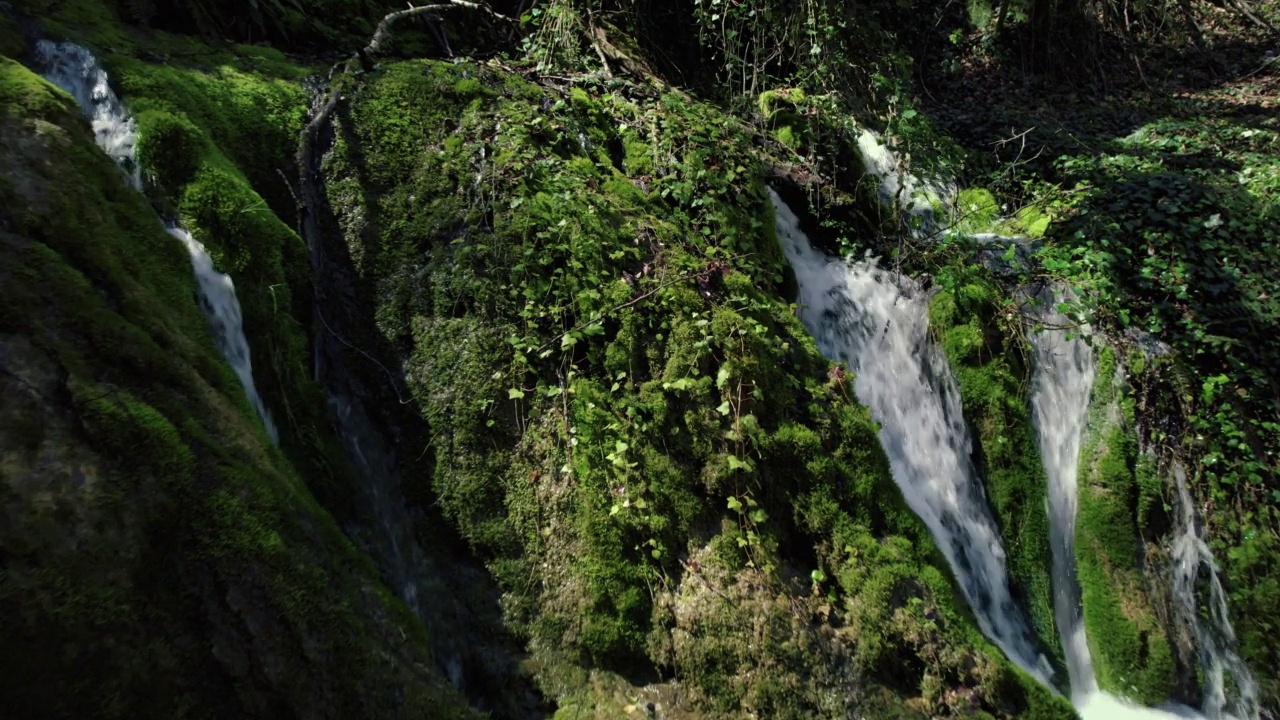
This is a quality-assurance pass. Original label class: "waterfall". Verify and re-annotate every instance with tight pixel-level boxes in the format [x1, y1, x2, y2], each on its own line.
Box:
[1172, 463, 1260, 720]
[1028, 293, 1253, 719]
[853, 128, 955, 236]
[1027, 290, 1099, 701]
[770, 189, 1055, 686]
[33, 40, 278, 443]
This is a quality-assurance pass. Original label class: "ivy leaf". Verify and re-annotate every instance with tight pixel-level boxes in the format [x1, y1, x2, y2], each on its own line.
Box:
[727, 454, 752, 472]
[507, 388, 525, 399]
[716, 364, 732, 389]
[727, 495, 743, 512]
[716, 400, 732, 415]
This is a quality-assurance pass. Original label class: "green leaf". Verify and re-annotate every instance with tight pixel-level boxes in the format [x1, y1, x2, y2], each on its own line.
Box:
[716, 364, 731, 388]
[716, 400, 732, 415]
[749, 508, 767, 523]
[507, 388, 525, 399]
[727, 454, 752, 472]
[727, 496, 743, 512]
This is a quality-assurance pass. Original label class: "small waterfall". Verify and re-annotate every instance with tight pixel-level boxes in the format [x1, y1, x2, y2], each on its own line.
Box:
[770, 189, 1054, 685]
[33, 40, 141, 189]
[170, 226, 278, 442]
[1027, 290, 1099, 701]
[1028, 292, 1248, 720]
[853, 128, 955, 236]
[1171, 463, 1260, 720]
[33, 40, 278, 442]
[329, 393, 424, 620]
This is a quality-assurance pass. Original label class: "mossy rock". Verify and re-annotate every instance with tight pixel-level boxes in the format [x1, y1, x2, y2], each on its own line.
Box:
[1075, 348, 1176, 704]
[759, 87, 810, 149]
[313, 56, 1077, 719]
[928, 274, 1062, 671]
[0, 56, 478, 719]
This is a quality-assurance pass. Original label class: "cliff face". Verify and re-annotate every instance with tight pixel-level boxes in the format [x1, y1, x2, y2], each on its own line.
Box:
[311, 55, 1070, 718]
[0, 55, 479, 719]
[3, 0, 1277, 717]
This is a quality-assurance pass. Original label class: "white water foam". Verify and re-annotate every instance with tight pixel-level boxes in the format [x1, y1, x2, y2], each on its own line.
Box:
[34, 40, 277, 442]
[1027, 289, 1100, 702]
[854, 128, 955, 236]
[1028, 291, 1258, 720]
[771, 189, 1054, 685]
[1172, 463, 1260, 720]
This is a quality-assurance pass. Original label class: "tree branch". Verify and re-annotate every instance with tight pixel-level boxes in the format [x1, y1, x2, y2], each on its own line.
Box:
[366, 0, 518, 55]
[297, 0, 517, 200]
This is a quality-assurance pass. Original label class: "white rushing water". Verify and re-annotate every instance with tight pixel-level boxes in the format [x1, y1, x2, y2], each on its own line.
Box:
[1027, 294, 1195, 719]
[854, 128, 955, 237]
[770, 189, 1054, 685]
[34, 40, 278, 442]
[1021, 294, 1259, 720]
[1172, 463, 1260, 720]
[774, 189, 1259, 720]
[1027, 290, 1100, 701]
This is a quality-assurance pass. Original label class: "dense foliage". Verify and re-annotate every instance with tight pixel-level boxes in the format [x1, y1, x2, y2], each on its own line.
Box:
[3, 0, 1278, 716]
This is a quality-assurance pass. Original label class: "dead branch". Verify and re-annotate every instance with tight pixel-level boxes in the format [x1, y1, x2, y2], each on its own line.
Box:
[300, 0, 518, 169]
[366, 0, 518, 55]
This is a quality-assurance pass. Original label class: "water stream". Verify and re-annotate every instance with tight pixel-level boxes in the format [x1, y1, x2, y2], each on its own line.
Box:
[33, 39, 278, 443]
[774, 188, 1261, 719]
[1172, 462, 1260, 720]
[1027, 290, 1099, 702]
[771, 189, 1055, 685]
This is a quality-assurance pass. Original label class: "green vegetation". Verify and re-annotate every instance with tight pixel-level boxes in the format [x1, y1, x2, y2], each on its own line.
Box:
[1074, 349, 1175, 703]
[321, 55, 1072, 718]
[0, 57, 475, 719]
[6, 0, 1279, 715]
[111, 34, 362, 516]
[928, 268, 1061, 669]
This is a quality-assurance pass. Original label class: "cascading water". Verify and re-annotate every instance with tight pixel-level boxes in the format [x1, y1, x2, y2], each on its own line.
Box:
[770, 189, 1054, 686]
[1027, 290, 1099, 702]
[853, 128, 955, 236]
[1025, 295, 1253, 720]
[1172, 462, 1260, 720]
[33, 40, 278, 443]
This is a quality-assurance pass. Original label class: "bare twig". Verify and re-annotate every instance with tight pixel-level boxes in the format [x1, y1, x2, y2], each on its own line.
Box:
[366, 0, 517, 55]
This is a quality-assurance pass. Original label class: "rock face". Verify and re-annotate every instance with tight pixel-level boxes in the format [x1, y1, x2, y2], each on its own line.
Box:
[4, 0, 1275, 718]
[0, 55, 478, 720]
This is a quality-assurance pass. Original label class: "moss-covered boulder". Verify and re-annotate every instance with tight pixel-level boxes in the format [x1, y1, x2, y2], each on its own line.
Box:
[315, 55, 1075, 719]
[1075, 348, 1176, 704]
[928, 271, 1062, 671]
[0, 55, 477, 720]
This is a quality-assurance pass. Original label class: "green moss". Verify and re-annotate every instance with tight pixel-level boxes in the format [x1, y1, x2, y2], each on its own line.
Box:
[0, 58, 477, 718]
[758, 87, 809, 149]
[928, 276, 1061, 669]
[135, 108, 206, 191]
[1075, 348, 1175, 704]
[59, 41, 366, 518]
[317, 57, 1078, 717]
[955, 187, 1000, 231]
